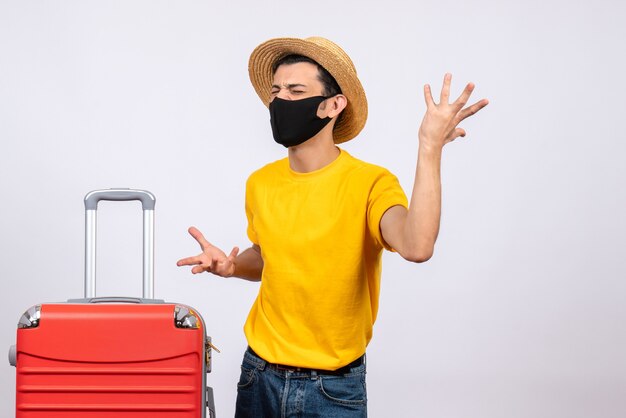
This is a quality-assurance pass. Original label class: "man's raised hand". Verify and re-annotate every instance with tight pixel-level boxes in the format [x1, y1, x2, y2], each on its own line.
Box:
[419, 73, 489, 149]
[176, 226, 239, 277]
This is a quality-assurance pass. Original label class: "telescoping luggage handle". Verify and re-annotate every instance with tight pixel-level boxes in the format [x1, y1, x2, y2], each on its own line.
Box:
[84, 189, 156, 299]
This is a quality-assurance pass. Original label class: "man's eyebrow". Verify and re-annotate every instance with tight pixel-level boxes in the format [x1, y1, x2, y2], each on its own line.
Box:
[271, 83, 308, 89]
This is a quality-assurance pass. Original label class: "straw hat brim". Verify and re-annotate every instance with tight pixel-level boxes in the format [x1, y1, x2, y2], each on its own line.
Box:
[248, 37, 368, 144]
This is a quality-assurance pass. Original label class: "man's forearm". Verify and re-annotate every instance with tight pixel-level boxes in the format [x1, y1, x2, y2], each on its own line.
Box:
[232, 246, 264, 281]
[403, 144, 443, 261]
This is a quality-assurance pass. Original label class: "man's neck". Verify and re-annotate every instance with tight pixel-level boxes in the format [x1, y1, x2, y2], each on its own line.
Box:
[287, 133, 340, 173]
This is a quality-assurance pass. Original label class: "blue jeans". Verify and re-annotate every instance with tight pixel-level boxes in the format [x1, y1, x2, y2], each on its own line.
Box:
[235, 348, 368, 418]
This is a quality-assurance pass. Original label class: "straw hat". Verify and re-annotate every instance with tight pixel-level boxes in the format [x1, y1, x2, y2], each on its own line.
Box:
[248, 37, 368, 144]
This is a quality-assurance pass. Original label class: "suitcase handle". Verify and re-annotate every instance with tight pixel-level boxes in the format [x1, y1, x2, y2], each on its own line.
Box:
[85, 189, 156, 210]
[84, 189, 156, 299]
[67, 297, 165, 304]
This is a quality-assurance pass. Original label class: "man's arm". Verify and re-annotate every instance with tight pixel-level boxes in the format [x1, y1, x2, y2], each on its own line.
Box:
[380, 73, 489, 263]
[232, 244, 263, 281]
[177, 226, 263, 281]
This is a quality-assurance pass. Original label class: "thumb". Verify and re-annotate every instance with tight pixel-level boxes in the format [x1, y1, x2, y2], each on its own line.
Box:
[228, 246, 240, 261]
[446, 127, 466, 144]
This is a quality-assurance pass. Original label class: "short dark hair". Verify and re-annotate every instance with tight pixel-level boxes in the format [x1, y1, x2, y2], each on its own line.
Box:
[272, 54, 342, 97]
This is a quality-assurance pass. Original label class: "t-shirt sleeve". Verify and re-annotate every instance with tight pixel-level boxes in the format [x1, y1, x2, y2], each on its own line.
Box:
[367, 169, 408, 251]
[245, 176, 259, 245]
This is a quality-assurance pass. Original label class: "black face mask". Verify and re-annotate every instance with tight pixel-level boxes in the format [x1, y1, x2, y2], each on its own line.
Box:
[269, 96, 333, 148]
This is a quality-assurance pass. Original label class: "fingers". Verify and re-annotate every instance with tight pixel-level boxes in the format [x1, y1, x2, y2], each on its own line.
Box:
[445, 127, 467, 144]
[177, 254, 210, 274]
[209, 258, 219, 273]
[177, 246, 240, 276]
[191, 265, 205, 275]
[457, 98, 489, 122]
[228, 246, 240, 261]
[188, 226, 211, 251]
[177, 253, 216, 274]
[454, 82, 475, 110]
[176, 255, 203, 267]
[453, 127, 466, 140]
[440, 73, 452, 104]
[423, 84, 435, 108]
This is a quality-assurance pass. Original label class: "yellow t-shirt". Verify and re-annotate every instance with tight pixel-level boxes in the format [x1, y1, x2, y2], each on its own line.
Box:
[244, 149, 408, 370]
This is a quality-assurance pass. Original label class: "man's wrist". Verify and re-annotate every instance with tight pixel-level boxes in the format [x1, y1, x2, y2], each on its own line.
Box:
[417, 140, 444, 157]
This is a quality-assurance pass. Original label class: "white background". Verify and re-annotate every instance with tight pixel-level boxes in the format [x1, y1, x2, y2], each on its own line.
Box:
[1, 1, 625, 417]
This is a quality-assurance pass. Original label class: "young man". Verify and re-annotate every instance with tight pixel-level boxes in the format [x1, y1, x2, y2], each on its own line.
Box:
[178, 37, 488, 417]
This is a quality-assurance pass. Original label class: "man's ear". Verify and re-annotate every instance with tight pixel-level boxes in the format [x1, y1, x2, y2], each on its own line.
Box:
[318, 94, 348, 118]
[330, 94, 348, 118]
[328, 94, 348, 118]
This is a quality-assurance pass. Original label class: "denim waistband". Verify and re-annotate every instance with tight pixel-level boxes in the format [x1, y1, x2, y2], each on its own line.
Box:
[245, 346, 365, 376]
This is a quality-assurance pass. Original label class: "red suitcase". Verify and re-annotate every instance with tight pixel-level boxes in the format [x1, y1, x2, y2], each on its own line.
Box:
[9, 189, 216, 418]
